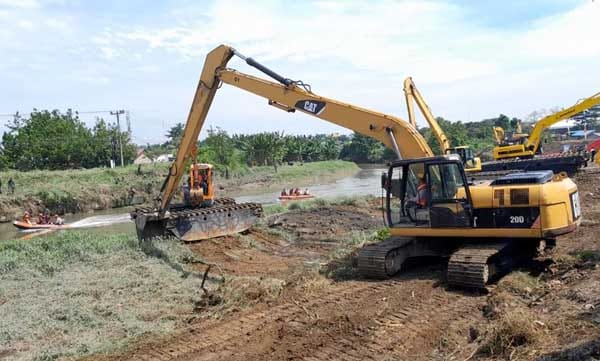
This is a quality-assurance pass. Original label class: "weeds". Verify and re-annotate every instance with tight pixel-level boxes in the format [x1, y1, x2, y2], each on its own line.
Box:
[199, 275, 284, 317]
[322, 229, 387, 280]
[574, 250, 600, 264]
[0, 231, 207, 361]
[497, 271, 540, 295]
[478, 307, 545, 358]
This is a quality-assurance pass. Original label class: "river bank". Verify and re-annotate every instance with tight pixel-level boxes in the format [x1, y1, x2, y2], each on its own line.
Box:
[0, 160, 359, 223]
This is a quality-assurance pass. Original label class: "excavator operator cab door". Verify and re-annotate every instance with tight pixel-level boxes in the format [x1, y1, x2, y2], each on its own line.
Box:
[385, 158, 473, 228]
[448, 147, 475, 169]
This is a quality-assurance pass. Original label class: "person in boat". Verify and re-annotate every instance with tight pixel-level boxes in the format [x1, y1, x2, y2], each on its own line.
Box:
[22, 211, 32, 225]
[37, 212, 46, 225]
[294, 188, 301, 196]
[303, 188, 310, 195]
[51, 214, 64, 225]
[281, 188, 287, 196]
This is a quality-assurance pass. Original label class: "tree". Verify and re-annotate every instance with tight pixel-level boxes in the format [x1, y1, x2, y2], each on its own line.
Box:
[237, 132, 286, 171]
[165, 123, 184, 147]
[199, 127, 240, 178]
[1, 110, 134, 170]
[339, 132, 391, 163]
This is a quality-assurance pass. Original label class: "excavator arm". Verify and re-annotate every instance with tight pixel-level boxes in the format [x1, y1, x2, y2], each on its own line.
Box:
[494, 91, 600, 160]
[158, 44, 433, 213]
[403, 77, 451, 153]
[524, 92, 600, 154]
[403, 77, 481, 172]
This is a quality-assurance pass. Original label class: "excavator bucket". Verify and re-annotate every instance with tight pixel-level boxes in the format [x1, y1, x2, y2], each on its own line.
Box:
[132, 199, 263, 242]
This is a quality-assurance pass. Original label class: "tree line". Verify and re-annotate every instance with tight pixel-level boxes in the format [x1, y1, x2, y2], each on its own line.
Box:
[145, 125, 395, 175]
[0, 110, 135, 171]
[2, 105, 598, 172]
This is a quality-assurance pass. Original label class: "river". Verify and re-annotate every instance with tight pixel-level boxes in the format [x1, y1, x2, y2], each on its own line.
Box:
[0, 165, 387, 241]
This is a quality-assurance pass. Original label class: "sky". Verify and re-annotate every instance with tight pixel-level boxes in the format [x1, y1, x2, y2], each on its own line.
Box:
[0, 0, 598, 144]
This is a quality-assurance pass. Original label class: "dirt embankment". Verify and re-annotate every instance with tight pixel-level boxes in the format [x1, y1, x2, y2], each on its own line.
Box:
[81, 172, 600, 361]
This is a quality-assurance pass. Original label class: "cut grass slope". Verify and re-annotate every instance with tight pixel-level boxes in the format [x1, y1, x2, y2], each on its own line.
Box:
[0, 232, 206, 361]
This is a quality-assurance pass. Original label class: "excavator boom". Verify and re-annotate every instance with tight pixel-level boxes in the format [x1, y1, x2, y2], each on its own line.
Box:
[157, 45, 433, 213]
[133, 44, 578, 290]
[403, 77, 481, 172]
[525, 92, 600, 154]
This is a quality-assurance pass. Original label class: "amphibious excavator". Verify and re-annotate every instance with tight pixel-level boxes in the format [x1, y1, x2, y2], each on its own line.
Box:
[135, 45, 580, 288]
[131, 126, 262, 241]
[484, 92, 600, 175]
[403, 77, 482, 173]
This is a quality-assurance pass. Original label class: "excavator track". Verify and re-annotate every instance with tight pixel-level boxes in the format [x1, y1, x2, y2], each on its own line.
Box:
[132, 198, 263, 242]
[447, 242, 509, 289]
[357, 237, 414, 279]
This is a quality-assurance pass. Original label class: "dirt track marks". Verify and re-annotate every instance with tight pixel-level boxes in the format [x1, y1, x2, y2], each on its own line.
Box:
[123, 280, 397, 361]
[301, 290, 482, 361]
[121, 276, 483, 361]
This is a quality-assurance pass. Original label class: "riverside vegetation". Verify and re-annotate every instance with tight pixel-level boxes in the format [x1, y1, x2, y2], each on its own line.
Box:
[0, 160, 359, 222]
[0, 196, 384, 360]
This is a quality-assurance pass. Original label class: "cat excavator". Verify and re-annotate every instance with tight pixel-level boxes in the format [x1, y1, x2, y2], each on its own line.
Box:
[133, 45, 581, 288]
[403, 77, 482, 173]
[484, 92, 600, 174]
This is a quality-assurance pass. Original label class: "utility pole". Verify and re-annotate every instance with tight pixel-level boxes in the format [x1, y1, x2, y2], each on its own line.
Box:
[110, 110, 126, 167]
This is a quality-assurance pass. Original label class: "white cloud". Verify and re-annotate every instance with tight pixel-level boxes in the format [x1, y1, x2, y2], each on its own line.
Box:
[16, 19, 34, 30]
[0, 0, 40, 9]
[1, 0, 599, 143]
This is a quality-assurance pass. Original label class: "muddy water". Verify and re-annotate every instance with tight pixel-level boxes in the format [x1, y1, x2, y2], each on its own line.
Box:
[0, 165, 387, 241]
[235, 166, 387, 205]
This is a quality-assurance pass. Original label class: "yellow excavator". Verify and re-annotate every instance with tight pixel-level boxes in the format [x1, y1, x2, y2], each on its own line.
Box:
[403, 77, 481, 172]
[133, 45, 581, 288]
[484, 92, 600, 174]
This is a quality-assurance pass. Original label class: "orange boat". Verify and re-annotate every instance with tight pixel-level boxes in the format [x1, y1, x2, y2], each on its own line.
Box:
[278, 194, 315, 201]
[12, 221, 68, 230]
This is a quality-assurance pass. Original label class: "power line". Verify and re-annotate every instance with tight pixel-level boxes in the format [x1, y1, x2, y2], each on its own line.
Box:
[0, 110, 117, 117]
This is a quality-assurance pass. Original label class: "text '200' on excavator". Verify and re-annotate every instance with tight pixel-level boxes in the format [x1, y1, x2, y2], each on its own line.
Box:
[132, 45, 581, 289]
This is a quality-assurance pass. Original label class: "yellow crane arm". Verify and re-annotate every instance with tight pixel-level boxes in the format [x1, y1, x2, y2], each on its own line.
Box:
[403, 77, 451, 153]
[525, 92, 600, 153]
[158, 44, 433, 212]
[492, 126, 505, 145]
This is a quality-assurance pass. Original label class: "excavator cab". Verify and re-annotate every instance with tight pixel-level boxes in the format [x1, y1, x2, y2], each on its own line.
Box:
[385, 157, 473, 228]
[446, 146, 482, 172]
[188, 163, 214, 207]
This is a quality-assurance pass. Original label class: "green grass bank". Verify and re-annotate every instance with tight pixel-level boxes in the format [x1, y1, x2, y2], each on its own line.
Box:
[0, 160, 359, 222]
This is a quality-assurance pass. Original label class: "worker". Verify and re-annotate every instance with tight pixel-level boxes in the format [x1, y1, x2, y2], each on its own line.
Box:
[51, 214, 64, 225]
[416, 177, 428, 207]
[22, 211, 31, 225]
[199, 176, 208, 195]
[7, 178, 15, 195]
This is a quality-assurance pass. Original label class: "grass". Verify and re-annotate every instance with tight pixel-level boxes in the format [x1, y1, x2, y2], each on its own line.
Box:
[0, 231, 209, 361]
[497, 271, 540, 295]
[222, 160, 358, 185]
[478, 307, 545, 358]
[0, 160, 358, 221]
[574, 250, 600, 264]
[263, 195, 371, 216]
[322, 228, 390, 280]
